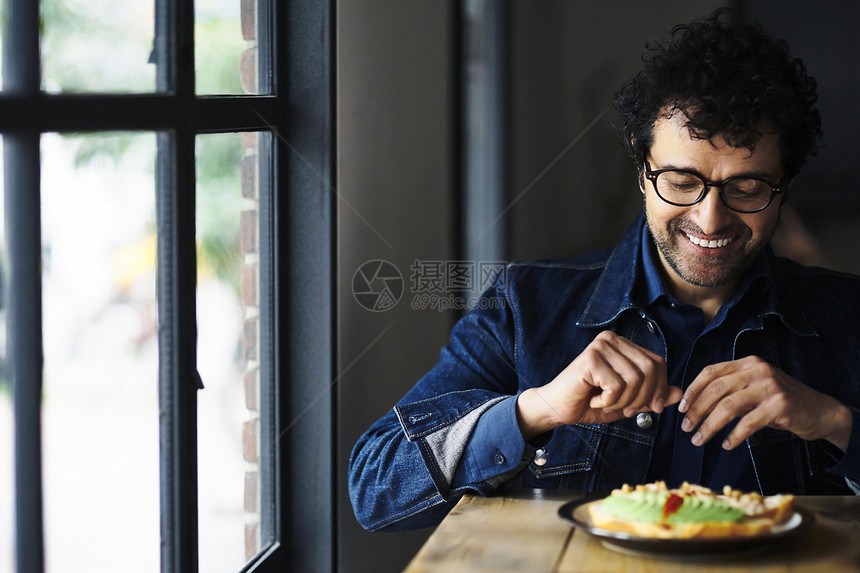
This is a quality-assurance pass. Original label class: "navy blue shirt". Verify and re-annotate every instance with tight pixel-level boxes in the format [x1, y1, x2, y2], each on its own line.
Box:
[640, 224, 773, 491]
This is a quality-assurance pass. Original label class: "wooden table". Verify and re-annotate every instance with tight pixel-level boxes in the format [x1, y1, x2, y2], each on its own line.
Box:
[403, 490, 860, 572]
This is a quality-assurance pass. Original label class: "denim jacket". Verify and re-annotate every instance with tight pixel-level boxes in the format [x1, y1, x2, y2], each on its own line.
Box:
[348, 214, 860, 532]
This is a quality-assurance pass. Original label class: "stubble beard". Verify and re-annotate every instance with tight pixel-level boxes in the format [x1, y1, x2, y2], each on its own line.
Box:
[646, 212, 773, 289]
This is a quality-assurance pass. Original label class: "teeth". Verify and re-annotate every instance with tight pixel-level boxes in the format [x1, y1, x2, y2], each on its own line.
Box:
[685, 233, 733, 248]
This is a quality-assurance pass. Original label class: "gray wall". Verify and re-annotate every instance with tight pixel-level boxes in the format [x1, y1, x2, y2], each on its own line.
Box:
[744, 1, 860, 274]
[335, 1, 860, 571]
[336, 2, 457, 572]
[506, 2, 727, 261]
[508, 1, 860, 269]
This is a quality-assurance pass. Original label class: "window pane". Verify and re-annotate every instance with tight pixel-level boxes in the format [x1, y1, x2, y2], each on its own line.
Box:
[41, 0, 155, 93]
[41, 133, 159, 572]
[196, 132, 270, 570]
[196, 0, 265, 94]
[0, 136, 12, 573]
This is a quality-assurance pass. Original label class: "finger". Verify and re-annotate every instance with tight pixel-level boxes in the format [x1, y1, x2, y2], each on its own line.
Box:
[681, 377, 731, 433]
[608, 336, 667, 415]
[582, 331, 667, 414]
[626, 359, 669, 417]
[558, 331, 626, 409]
[681, 363, 756, 430]
[721, 406, 771, 450]
[616, 336, 668, 399]
[579, 351, 627, 410]
[651, 385, 683, 414]
[609, 354, 661, 417]
[579, 333, 639, 410]
[679, 360, 737, 413]
[688, 388, 758, 447]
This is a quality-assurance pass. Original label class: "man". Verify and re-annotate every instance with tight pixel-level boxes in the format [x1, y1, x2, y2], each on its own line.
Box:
[349, 11, 860, 532]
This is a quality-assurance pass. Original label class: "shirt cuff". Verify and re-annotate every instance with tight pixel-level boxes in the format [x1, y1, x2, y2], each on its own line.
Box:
[451, 394, 533, 488]
[396, 390, 509, 495]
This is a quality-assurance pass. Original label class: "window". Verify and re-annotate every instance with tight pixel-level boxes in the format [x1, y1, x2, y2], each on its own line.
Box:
[0, 136, 11, 573]
[40, 132, 160, 572]
[1, 1, 333, 572]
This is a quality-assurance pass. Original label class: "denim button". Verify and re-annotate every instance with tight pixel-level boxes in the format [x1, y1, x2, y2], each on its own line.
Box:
[493, 452, 506, 465]
[636, 412, 653, 429]
[534, 448, 548, 466]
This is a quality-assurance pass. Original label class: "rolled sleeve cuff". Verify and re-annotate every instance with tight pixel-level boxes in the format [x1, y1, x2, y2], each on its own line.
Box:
[395, 389, 509, 497]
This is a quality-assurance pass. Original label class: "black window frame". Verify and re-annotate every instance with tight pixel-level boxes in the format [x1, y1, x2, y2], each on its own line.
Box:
[1, 0, 335, 571]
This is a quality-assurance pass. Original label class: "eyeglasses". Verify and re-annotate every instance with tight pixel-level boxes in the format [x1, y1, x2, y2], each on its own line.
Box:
[644, 160, 785, 213]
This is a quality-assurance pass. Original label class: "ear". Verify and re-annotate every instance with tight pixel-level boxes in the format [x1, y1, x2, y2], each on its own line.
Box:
[631, 139, 647, 192]
[775, 176, 794, 207]
[637, 163, 646, 193]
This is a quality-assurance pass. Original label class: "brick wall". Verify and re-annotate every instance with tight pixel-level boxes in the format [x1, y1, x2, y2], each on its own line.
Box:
[240, 0, 260, 559]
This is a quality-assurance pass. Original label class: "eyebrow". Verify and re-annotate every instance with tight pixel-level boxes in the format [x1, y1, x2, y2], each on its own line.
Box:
[654, 161, 781, 182]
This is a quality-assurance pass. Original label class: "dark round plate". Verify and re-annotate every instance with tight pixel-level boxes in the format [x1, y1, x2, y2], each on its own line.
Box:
[557, 497, 814, 555]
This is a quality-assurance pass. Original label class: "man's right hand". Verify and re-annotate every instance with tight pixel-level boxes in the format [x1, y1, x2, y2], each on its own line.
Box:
[515, 330, 681, 440]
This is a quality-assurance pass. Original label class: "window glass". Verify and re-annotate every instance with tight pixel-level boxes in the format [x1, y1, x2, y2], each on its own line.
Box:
[196, 0, 259, 94]
[41, 133, 159, 572]
[0, 136, 12, 573]
[196, 132, 267, 570]
[41, 0, 155, 93]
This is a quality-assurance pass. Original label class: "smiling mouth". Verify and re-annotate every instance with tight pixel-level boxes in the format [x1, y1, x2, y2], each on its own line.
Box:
[684, 232, 734, 249]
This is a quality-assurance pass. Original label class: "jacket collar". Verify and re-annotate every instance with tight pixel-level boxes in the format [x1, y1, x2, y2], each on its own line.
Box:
[756, 245, 818, 337]
[577, 212, 818, 337]
[577, 213, 647, 328]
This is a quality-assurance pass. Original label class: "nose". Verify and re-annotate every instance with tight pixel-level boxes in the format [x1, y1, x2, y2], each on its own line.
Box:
[691, 184, 733, 234]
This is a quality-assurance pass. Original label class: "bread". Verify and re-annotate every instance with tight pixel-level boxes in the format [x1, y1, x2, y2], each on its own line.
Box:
[587, 481, 794, 539]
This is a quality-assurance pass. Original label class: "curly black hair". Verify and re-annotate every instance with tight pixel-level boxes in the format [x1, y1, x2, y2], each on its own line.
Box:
[614, 9, 821, 181]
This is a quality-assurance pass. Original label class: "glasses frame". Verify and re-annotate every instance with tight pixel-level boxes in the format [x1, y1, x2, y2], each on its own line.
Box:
[644, 160, 785, 213]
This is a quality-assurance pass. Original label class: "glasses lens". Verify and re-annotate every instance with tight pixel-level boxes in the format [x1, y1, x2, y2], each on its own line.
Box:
[655, 171, 705, 205]
[721, 180, 773, 212]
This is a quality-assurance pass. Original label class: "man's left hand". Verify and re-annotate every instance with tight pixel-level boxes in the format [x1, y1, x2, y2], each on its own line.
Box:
[679, 355, 852, 452]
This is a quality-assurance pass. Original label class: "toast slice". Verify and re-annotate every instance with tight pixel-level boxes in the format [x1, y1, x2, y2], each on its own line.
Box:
[587, 481, 794, 539]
